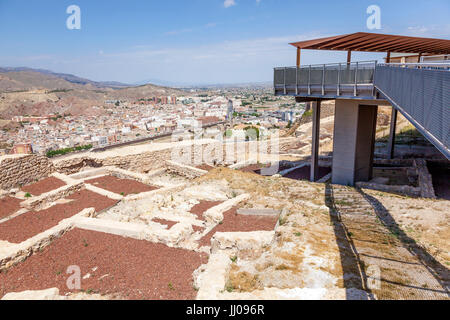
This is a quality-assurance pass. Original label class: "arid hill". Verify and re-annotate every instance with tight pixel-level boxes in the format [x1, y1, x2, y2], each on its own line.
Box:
[0, 69, 187, 119]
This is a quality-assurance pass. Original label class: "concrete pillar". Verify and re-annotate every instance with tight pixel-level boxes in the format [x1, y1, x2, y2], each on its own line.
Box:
[310, 100, 321, 182]
[387, 108, 398, 159]
[332, 100, 378, 186]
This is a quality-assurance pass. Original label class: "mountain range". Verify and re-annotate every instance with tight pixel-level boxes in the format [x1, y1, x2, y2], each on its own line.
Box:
[0, 67, 130, 89]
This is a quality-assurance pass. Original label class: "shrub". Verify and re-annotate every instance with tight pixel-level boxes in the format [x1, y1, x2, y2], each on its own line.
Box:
[46, 144, 92, 158]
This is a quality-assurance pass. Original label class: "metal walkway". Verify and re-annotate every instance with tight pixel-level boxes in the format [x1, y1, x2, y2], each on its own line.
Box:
[374, 64, 450, 159]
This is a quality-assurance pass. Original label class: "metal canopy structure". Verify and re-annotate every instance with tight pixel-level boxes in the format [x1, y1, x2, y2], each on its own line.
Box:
[275, 32, 450, 183]
[290, 32, 450, 55]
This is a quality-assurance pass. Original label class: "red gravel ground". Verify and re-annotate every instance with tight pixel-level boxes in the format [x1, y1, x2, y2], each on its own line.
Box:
[284, 166, 331, 181]
[21, 177, 66, 196]
[239, 163, 289, 176]
[196, 164, 215, 171]
[239, 164, 265, 173]
[192, 225, 205, 233]
[0, 228, 208, 300]
[152, 218, 178, 229]
[199, 207, 278, 247]
[0, 196, 23, 219]
[86, 175, 157, 196]
[0, 190, 118, 244]
[189, 200, 223, 220]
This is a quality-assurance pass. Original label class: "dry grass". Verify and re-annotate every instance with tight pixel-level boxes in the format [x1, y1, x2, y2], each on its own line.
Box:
[226, 264, 262, 293]
[198, 167, 450, 299]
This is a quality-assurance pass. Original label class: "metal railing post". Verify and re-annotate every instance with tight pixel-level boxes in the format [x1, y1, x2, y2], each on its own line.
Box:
[354, 62, 358, 96]
[372, 61, 377, 97]
[295, 67, 298, 95]
[322, 64, 325, 95]
[283, 67, 287, 95]
[337, 63, 341, 96]
[308, 65, 311, 95]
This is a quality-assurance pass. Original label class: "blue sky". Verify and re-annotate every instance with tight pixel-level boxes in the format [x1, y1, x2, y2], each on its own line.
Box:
[0, 0, 449, 85]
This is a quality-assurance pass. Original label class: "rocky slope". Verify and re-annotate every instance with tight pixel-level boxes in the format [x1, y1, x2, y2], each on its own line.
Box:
[0, 69, 186, 119]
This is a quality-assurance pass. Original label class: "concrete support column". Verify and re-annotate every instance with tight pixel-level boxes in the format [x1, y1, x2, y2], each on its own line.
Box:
[332, 100, 378, 186]
[310, 100, 321, 182]
[387, 108, 398, 159]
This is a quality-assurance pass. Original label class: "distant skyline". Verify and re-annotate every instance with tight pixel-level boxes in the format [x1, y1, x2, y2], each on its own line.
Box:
[1, 0, 449, 85]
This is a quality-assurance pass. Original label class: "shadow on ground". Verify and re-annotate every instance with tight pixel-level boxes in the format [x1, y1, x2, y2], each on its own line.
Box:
[325, 183, 450, 299]
[324, 183, 374, 300]
[358, 189, 450, 297]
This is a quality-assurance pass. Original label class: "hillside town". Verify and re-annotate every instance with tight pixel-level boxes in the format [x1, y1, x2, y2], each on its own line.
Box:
[0, 90, 302, 156]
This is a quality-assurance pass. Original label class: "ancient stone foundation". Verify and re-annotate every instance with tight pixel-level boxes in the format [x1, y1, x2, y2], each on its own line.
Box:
[0, 154, 54, 190]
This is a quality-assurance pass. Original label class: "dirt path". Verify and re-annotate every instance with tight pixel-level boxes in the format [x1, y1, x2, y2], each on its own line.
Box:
[325, 184, 450, 300]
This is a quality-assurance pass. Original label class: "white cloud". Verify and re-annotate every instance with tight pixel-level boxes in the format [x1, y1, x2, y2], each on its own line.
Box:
[224, 0, 236, 8]
[405, 24, 450, 37]
[407, 26, 429, 34]
[164, 28, 193, 36]
[92, 32, 339, 83]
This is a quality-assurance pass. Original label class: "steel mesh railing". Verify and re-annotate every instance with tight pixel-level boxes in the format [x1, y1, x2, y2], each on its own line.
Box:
[274, 61, 449, 159]
[374, 64, 450, 159]
[274, 61, 376, 96]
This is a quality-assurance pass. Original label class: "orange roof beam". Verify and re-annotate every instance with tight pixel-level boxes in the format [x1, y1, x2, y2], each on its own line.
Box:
[342, 38, 412, 51]
[289, 34, 344, 49]
[356, 37, 419, 51]
[367, 38, 444, 53]
[328, 36, 382, 51]
[389, 40, 450, 53]
[288, 32, 450, 57]
[315, 33, 370, 49]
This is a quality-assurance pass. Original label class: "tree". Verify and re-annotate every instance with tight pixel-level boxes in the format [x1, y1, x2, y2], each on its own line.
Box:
[244, 126, 260, 141]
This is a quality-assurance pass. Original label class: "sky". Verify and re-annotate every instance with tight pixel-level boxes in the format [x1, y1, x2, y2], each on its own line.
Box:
[0, 0, 449, 85]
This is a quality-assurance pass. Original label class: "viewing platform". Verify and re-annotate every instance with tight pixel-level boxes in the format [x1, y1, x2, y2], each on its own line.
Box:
[274, 61, 449, 101]
[274, 61, 378, 100]
[273, 32, 450, 185]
